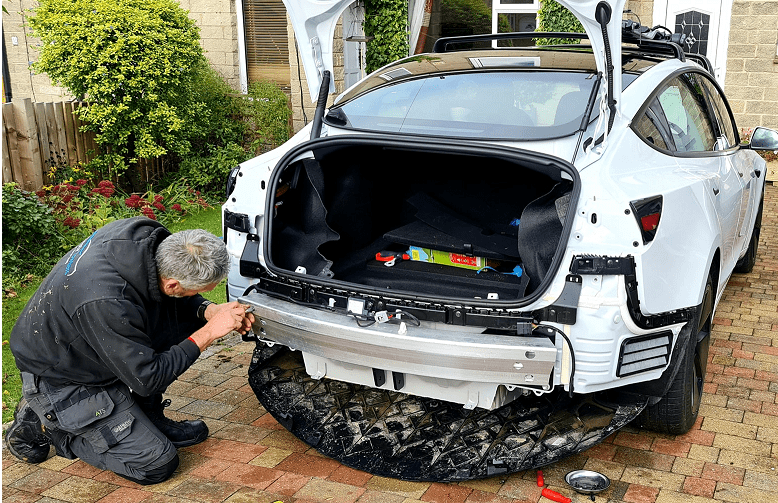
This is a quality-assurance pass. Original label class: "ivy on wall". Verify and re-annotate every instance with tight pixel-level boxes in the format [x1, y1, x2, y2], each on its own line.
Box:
[364, 0, 409, 74]
[535, 0, 584, 45]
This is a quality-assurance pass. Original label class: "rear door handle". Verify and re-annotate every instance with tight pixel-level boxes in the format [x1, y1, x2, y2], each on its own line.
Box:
[712, 186, 720, 195]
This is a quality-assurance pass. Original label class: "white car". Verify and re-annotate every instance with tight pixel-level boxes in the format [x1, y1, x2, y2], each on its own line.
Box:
[223, 0, 777, 480]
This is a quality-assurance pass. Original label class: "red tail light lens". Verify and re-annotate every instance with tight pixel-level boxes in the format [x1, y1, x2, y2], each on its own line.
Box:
[640, 212, 660, 232]
[630, 196, 663, 244]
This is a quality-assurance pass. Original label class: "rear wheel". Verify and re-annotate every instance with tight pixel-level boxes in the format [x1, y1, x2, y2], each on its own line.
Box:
[637, 273, 712, 434]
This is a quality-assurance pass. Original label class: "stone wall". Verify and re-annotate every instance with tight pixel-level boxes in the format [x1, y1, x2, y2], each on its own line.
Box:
[179, 0, 241, 89]
[2, 0, 240, 103]
[624, 0, 654, 28]
[724, 0, 778, 131]
[2, 0, 71, 102]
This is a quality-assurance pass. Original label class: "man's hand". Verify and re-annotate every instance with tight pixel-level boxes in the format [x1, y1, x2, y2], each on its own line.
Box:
[189, 302, 256, 352]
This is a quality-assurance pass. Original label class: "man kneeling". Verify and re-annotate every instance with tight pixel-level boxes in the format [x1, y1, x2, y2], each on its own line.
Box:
[5, 217, 254, 484]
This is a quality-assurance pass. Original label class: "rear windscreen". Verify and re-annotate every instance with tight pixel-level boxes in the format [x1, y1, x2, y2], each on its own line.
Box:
[326, 71, 600, 140]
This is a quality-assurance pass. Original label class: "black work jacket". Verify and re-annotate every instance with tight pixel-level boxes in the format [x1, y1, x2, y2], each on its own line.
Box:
[10, 217, 207, 395]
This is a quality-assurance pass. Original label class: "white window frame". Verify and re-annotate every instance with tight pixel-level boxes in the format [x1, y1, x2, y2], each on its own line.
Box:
[492, 0, 540, 47]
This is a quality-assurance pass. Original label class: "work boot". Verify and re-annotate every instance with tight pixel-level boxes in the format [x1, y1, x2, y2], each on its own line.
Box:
[4, 398, 51, 464]
[135, 393, 208, 448]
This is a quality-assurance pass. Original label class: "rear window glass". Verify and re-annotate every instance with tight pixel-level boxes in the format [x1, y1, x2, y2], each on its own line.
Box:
[326, 71, 601, 140]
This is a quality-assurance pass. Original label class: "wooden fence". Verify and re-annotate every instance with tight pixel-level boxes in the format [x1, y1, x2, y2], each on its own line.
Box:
[2, 98, 164, 191]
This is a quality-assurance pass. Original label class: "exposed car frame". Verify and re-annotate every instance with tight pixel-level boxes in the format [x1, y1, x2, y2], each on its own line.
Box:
[224, 0, 778, 479]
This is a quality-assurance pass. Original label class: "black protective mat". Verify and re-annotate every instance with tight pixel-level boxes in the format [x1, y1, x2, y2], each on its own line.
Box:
[247, 344, 647, 481]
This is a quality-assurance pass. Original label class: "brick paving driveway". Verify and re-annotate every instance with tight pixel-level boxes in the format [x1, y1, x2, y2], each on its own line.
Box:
[4, 185, 778, 503]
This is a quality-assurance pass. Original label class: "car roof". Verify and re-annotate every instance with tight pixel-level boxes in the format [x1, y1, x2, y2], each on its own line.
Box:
[334, 47, 661, 106]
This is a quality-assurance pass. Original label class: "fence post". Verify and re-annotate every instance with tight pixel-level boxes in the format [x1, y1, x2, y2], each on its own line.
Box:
[45, 102, 66, 171]
[61, 101, 79, 166]
[3, 103, 21, 185]
[34, 102, 53, 181]
[11, 98, 44, 191]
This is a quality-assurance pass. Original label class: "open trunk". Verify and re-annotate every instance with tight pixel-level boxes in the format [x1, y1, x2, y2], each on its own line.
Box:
[266, 140, 576, 302]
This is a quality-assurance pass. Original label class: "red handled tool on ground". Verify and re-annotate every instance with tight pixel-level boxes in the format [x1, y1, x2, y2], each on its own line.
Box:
[541, 487, 572, 503]
[537, 469, 572, 503]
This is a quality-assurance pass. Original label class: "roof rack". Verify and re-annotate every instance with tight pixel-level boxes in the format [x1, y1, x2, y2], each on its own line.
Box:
[431, 21, 713, 74]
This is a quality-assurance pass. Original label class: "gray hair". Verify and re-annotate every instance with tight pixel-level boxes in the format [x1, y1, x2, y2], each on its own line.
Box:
[156, 229, 230, 290]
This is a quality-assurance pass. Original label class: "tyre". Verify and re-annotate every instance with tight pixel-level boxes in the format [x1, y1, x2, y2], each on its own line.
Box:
[637, 273, 712, 434]
[734, 196, 763, 274]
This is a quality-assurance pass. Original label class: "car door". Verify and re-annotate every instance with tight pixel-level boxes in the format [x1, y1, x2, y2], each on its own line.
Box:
[636, 73, 743, 270]
[699, 75, 756, 254]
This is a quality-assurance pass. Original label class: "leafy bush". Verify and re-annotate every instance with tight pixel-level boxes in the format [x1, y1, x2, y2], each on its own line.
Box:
[29, 0, 209, 177]
[365, 0, 409, 73]
[175, 81, 291, 198]
[176, 142, 250, 198]
[242, 81, 293, 155]
[1, 180, 213, 289]
[1, 184, 63, 282]
[535, 0, 584, 45]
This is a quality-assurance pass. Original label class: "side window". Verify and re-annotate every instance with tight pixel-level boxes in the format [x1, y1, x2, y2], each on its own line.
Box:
[700, 77, 738, 148]
[655, 75, 717, 153]
[633, 110, 670, 150]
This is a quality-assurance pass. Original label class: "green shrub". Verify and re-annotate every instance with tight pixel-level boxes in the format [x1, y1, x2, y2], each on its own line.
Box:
[29, 0, 209, 177]
[535, 0, 584, 45]
[1, 184, 63, 284]
[176, 143, 250, 198]
[242, 81, 292, 154]
[187, 61, 246, 157]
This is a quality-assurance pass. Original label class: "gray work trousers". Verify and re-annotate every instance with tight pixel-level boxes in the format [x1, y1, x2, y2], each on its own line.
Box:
[21, 372, 178, 484]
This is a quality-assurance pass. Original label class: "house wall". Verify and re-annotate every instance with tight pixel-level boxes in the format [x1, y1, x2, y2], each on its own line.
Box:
[2, 0, 71, 102]
[179, 0, 242, 89]
[725, 0, 778, 130]
[2, 0, 241, 104]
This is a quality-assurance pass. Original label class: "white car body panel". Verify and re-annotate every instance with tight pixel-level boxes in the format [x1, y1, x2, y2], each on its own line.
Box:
[224, 0, 770, 410]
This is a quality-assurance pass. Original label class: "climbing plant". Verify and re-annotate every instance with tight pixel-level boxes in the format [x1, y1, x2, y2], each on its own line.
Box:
[535, 0, 585, 45]
[364, 0, 409, 73]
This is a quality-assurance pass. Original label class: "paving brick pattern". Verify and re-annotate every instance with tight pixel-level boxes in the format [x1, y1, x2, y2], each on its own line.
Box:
[4, 184, 778, 503]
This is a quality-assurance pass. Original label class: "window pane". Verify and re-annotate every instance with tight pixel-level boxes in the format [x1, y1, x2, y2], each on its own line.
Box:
[656, 76, 716, 152]
[634, 113, 669, 150]
[700, 77, 737, 147]
[335, 71, 598, 139]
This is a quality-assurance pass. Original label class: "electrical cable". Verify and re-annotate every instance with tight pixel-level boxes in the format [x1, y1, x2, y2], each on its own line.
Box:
[294, 39, 308, 125]
[536, 324, 576, 398]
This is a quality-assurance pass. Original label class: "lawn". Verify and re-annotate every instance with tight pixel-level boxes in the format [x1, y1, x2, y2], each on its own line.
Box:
[2, 207, 224, 424]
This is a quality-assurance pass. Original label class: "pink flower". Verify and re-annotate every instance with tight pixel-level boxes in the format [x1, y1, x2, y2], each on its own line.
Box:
[141, 207, 156, 220]
[76, 179, 89, 186]
[35, 190, 46, 198]
[153, 202, 165, 211]
[172, 204, 183, 212]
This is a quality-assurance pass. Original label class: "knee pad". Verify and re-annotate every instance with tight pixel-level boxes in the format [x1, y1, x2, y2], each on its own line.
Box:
[121, 454, 180, 486]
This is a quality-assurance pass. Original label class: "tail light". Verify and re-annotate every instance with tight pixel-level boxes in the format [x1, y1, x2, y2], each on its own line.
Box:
[630, 195, 663, 244]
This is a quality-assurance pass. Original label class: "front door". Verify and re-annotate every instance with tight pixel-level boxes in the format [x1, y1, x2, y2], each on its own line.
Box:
[653, 0, 733, 83]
